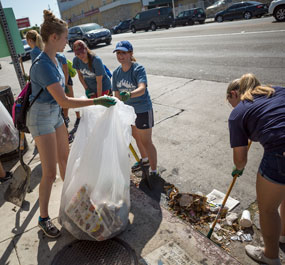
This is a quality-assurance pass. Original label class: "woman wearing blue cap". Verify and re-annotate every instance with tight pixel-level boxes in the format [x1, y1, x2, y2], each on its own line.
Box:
[112, 40, 159, 179]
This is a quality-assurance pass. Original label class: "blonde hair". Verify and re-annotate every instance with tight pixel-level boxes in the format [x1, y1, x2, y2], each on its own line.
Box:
[26, 30, 44, 50]
[226, 78, 240, 99]
[227, 73, 275, 101]
[131, 55, 136, 62]
[40, 10, 67, 43]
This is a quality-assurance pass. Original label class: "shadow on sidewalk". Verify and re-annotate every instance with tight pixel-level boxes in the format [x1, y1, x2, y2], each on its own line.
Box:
[0, 199, 39, 265]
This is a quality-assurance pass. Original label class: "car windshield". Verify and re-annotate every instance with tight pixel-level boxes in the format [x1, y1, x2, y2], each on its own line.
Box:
[81, 24, 101, 32]
[22, 39, 27, 45]
[246, 1, 262, 4]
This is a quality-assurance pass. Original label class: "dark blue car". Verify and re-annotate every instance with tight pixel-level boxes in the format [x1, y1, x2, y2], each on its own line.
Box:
[215, 1, 268, 22]
[112, 19, 131, 34]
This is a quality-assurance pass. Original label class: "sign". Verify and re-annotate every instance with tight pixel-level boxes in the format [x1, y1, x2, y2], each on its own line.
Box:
[0, 8, 25, 58]
[16, 17, 30, 29]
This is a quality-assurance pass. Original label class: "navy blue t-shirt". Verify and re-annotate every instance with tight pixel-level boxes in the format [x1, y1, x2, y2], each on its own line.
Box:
[228, 86, 285, 151]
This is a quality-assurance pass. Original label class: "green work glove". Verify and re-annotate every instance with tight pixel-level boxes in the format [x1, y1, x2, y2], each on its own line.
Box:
[85, 89, 91, 98]
[232, 167, 244, 177]
[120, 91, 131, 102]
[93, 96, 116, 108]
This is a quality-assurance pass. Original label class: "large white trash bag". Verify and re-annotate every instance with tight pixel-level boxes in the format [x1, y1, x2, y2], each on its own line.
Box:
[59, 99, 136, 241]
[0, 101, 19, 155]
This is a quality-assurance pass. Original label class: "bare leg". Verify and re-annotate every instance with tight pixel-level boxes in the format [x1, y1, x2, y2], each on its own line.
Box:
[256, 173, 285, 259]
[55, 124, 69, 180]
[281, 200, 285, 236]
[132, 126, 148, 159]
[0, 161, 5, 178]
[35, 133, 58, 218]
[132, 126, 157, 171]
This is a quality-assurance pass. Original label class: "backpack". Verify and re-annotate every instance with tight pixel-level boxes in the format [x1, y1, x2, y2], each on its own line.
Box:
[104, 65, 112, 78]
[12, 59, 43, 133]
[67, 59, 77, 78]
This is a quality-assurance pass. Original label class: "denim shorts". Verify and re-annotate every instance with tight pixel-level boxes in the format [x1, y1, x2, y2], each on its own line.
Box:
[27, 102, 64, 138]
[259, 149, 285, 185]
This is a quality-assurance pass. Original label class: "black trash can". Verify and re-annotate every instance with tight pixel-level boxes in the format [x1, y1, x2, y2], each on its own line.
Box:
[0, 86, 27, 162]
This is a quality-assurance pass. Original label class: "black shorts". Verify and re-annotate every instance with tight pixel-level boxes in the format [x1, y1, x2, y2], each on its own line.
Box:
[135, 109, 154, 129]
[67, 76, 73, 86]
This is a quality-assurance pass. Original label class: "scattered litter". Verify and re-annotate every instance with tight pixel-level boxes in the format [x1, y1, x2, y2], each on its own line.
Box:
[207, 189, 240, 211]
[226, 212, 239, 226]
[240, 210, 252, 228]
[231, 230, 253, 242]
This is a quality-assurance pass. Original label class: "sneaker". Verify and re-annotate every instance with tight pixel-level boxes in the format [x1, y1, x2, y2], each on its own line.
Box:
[149, 171, 161, 178]
[245, 245, 281, 265]
[131, 159, 150, 172]
[0, 172, 13, 183]
[38, 218, 61, 238]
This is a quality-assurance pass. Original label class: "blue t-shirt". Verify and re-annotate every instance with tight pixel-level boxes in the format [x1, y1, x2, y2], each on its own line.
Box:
[30, 46, 41, 62]
[112, 63, 152, 113]
[228, 86, 285, 152]
[56, 53, 67, 65]
[73, 55, 111, 93]
[30, 52, 65, 104]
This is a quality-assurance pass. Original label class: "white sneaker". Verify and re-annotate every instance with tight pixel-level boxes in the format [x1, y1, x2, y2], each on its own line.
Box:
[245, 245, 281, 265]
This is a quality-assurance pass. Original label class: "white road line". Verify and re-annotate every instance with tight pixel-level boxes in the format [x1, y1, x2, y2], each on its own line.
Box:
[131, 29, 285, 42]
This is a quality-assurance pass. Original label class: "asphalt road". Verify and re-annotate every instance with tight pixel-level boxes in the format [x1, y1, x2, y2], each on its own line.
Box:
[96, 16, 285, 86]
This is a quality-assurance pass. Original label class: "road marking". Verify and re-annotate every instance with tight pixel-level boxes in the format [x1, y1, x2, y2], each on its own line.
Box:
[131, 29, 285, 42]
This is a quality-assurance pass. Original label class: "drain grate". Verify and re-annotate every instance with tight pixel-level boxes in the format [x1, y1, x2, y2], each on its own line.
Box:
[52, 238, 138, 265]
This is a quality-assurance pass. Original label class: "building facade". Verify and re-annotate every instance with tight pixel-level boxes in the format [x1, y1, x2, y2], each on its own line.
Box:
[57, 0, 203, 29]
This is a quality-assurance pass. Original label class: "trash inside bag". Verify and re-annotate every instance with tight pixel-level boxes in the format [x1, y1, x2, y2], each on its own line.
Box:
[0, 102, 19, 155]
[59, 99, 136, 240]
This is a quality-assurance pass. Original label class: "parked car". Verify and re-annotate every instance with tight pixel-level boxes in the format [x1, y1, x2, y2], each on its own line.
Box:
[130, 7, 173, 33]
[206, 0, 240, 18]
[269, 0, 285, 21]
[215, 1, 268, 22]
[112, 19, 132, 34]
[20, 39, 32, 61]
[173, 8, 206, 26]
[68, 23, 112, 50]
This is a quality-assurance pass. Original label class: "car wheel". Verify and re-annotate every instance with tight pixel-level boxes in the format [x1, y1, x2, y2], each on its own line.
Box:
[131, 26, 136, 33]
[165, 25, 170, 29]
[150, 23, 157, 31]
[243, 11, 252, 19]
[216, 15, 223, 22]
[274, 5, 285, 22]
[188, 19, 194, 25]
[105, 40, 111, 45]
[69, 41, 74, 50]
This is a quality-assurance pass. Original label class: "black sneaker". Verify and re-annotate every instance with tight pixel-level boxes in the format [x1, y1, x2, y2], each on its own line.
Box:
[38, 218, 61, 238]
[131, 159, 150, 172]
[0, 171, 13, 183]
[149, 171, 161, 178]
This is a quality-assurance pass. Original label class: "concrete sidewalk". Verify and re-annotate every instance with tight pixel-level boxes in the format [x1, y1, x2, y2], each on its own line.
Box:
[1, 74, 282, 264]
[0, 134, 240, 265]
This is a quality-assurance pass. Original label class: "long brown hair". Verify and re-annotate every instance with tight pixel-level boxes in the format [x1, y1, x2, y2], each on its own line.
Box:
[40, 10, 67, 43]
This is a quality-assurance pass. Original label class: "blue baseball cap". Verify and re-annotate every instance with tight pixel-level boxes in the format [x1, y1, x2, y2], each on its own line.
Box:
[113, 41, 133, 53]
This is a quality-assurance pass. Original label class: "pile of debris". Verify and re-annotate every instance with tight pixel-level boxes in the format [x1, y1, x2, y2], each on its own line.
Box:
[164, 184, 216, 224]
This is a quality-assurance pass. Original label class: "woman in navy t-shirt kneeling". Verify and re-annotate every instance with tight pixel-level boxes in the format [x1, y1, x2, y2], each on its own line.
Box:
[227, 73, 285, 265]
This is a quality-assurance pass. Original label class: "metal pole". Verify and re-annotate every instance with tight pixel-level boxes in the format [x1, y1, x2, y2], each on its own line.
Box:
[0, 1, 26, 89]
[172, 0, 176, 18]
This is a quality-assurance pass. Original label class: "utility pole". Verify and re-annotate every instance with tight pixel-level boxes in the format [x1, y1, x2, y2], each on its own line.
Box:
[0, 1, 26, 89]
